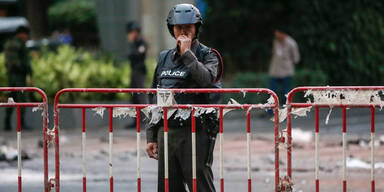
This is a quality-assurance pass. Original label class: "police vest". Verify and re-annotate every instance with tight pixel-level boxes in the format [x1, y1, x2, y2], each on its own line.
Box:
[156, 43, 221, 104]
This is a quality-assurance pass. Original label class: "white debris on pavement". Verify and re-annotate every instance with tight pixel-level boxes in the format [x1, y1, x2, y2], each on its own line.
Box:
[347, 157, 384, 169]
[112, 107, 137, 119]
[0, 145, 17, 161]
[92, 107, 106, 118]
[292, 128, 312, 143]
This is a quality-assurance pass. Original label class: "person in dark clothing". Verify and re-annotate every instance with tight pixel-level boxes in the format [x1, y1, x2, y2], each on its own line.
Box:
[126, 21, 148, 104]
[4, 26, 32, 131]
[145, 4, 219, 192]
[126, 21, 148, 128]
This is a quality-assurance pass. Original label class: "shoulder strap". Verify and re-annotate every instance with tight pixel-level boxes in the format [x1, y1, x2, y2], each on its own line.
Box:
[211, 49, 224, 83]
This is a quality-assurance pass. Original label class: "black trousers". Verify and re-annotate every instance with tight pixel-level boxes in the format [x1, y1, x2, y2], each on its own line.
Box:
[130, 70, 147, 104]
[157, 121, 216, 192]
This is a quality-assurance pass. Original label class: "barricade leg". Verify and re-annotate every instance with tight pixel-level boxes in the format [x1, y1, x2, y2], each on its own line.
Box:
[342, 107, 347, 192]
[82, 108, 87, 192]
[163, 108, 169, 192]
[246, 109, 251, 192]
[275, 107, 280, 192]
[315, 107, 319, 192]
[219, 107, 224, 192]
[17, 106, 22, 192]
[109, 108, 114, 192]
[136, 107, 141, 192]
[191, 108, 197, 192]
[370, 106, 375, 192]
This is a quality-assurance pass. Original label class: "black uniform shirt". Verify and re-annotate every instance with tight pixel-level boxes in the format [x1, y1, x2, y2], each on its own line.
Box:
[146, 40, 219, 143]
[128, 38, 147, 73]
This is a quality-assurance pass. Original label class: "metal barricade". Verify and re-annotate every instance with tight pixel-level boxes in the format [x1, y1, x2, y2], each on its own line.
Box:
[0, 87, 49, 192]
[286, 86, 384, 192]
[53, 88, 280, 192]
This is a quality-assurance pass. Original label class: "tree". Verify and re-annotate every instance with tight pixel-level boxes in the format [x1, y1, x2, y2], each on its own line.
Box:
[25, 0, 49, 39]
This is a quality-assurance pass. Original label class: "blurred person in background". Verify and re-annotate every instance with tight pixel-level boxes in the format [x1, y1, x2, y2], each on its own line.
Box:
[58, 27, 73, 45]
[269, 26, 300, 106]
[3, 26, 33, 131]
[126, 21, 148, 128]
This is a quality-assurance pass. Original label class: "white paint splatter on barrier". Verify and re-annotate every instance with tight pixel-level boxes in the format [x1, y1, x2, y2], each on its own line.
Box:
[193, 107, 216, 117]
[141, 106, 163, 125]
[167, 109, 177, 119]
[112, 108, 136, 118]
[325, 107, 333, 125]
[273, 107, 312, 123]
[304, 89, 384, 106]
[92, 107, 106, 118]
[174, 109, 191, 120]
[7, 97, 15, 103]
[223, 98, 242, 116]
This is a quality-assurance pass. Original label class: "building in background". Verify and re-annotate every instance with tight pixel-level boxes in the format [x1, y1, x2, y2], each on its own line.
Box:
[96, 0, 195, 59]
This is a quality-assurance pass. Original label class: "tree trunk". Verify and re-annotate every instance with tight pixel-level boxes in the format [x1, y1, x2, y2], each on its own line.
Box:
[25, 0, 49, 39]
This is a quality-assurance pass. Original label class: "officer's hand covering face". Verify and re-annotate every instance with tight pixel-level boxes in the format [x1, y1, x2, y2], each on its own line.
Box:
[174, 24, 195, 55]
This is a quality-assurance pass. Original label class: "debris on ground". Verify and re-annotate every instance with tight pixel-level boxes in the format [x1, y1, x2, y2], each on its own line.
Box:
[347, 157, 384, 169]
[0, 145, 30, 161]
[292, 128, 312, 143]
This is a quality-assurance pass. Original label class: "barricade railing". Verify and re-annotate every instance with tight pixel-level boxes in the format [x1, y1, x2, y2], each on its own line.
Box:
[53, 88, 280, 192]
[286, 86, 384, 192]
[0, 87, 49, 192]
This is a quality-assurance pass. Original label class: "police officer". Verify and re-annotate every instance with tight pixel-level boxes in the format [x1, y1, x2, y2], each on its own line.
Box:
[4, 26, 32, 131]
[126, 21, 148, 104]
[146, 4, 219, 192]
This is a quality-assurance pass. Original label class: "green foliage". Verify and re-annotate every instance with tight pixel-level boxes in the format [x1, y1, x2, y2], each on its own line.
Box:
[48, 0, 97, 31]
[0, 54, 6, 87]
[293, 69, 328, 87]
[0, 45, 156, 102]
[203, 0, 384, 85]
[48, 0, 98, 46]
[31, 46, 129, 101]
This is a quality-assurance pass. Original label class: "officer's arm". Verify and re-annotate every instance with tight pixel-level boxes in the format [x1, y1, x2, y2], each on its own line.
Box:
[146, 53, 163, 144]
[180, 50, 218, 87]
